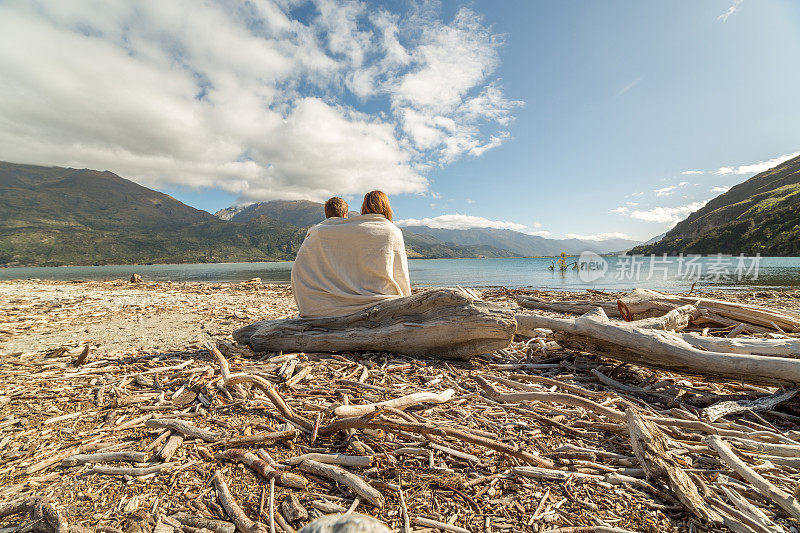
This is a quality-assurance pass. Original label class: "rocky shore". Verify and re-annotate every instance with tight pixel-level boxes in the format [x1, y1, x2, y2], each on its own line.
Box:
[1, 279, 799, 533]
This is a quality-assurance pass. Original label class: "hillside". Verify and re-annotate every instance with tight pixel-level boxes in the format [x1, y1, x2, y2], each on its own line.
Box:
[631, 154, 800, 256]
[0, 162, 304, 266]
[401, 226, 642, 256]
[0, 162, 511, 266]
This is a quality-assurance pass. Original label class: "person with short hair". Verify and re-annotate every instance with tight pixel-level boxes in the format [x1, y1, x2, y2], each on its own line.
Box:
[291, 190, 411, 317]
[324, 196, 349, 218]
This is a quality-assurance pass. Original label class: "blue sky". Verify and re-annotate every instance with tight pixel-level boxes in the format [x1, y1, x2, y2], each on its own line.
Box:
[1, 0, 799, 241]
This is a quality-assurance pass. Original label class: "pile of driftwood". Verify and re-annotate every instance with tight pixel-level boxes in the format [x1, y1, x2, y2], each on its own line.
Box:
[2, 285, 800, 533]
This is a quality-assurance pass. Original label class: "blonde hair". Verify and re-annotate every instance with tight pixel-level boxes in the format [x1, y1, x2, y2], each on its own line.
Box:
[360, 190, 393, 221]
[324, 197, 349, 218]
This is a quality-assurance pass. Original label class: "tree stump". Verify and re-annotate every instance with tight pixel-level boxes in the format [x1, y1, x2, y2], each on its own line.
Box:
[234, 288, 516, 360]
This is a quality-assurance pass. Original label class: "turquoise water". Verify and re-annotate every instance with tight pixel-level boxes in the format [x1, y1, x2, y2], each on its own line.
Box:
[2, 256, 799, 291]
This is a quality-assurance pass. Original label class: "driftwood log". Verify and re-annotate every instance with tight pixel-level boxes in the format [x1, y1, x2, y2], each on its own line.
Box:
[516, 295, 622, 317]
[618, 288, 800, 333]
[675, 333, 800, 358]
[234, 288, 516, 360]
[516, 308, 800, 385]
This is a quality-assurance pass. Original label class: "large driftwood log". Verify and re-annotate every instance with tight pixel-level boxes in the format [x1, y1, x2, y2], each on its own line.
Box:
[618, 288, 800, 333]
[516, 308, 800, 385]
[675, 333, 800, 358]
[234, 288, 516, 360]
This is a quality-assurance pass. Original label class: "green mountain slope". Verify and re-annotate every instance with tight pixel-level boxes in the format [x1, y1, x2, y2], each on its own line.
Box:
[0, 162, 306, 266]
[631, 154, 800, 256]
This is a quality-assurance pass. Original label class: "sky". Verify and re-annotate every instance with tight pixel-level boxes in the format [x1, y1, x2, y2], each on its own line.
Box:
[1, 0, 799, 242]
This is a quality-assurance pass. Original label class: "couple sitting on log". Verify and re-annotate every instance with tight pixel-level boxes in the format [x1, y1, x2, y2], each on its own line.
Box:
[290, 190, 412, 318]
[236, 191, 515, 359]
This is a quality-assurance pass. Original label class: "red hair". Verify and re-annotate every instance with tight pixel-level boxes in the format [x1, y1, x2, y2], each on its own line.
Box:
[360, 190, 393, 221]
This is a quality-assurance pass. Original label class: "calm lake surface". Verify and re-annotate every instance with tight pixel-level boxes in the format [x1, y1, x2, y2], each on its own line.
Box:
[2, 256, 800, 291]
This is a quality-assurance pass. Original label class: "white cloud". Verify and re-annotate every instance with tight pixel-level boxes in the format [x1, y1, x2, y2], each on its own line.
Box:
[565, 232, 632, 241]
[654, 181, 690, 196]
[0, 1, 520, 203]
[710, 185, 731, 193]
[631, 192, 644, 196]
[396, 214, 526, 231]
[626, 201, 639, 206]
[714, 152, 800, 176]
[682, 170, 704, 175]
[630, 201, 708, 224]
[528, 230, 552, 238]
[610, 206, 628, 215]
[718, 0, 744, 22]
[616, 77, 643, 97]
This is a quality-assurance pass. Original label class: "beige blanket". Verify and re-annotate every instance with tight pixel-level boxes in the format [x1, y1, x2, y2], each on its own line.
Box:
[291, 213, 412, 317]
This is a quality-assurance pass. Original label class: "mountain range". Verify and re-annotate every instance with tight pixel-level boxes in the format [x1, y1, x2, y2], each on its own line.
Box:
[213, 200, 642, 256]
[399, 226, 641, 257]
[5, 153, 795, 267]
[0, 161, 515, 265]
[631, 153, 800, 256]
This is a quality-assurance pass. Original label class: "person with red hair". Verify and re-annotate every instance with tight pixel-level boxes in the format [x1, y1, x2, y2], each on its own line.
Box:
[291, 191, 411, 317]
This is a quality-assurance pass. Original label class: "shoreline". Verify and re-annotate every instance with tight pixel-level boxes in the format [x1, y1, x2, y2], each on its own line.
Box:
[5, 252, 800, 270]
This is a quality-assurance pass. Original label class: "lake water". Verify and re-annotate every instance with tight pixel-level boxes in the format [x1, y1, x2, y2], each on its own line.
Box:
[2, 256, 800, 291]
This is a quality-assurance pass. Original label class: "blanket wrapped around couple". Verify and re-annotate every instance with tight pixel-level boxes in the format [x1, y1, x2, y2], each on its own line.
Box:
[291, 213, 412, 318]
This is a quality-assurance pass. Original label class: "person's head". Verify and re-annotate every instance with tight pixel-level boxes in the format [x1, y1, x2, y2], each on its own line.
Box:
[360, 190, 393, 221]
[324, 196, 349, 218]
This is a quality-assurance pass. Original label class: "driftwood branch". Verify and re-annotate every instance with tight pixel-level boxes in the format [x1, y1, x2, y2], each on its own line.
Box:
[333, 389, 455, 418]
[516, 308, 800, 385]
[298, 459, 384, 507]
[516, 295, 622, 317]
[626, 409, 721, 524]
[234, 288, 516, 360]
[215, 449, 307, 489]
[320, 414, 553, 468]
[707, 435, 800, 521]
[0, 496, 68, 533]
[170, 513, 235, 533]
[618, 288, 800, 332]
[61, 451, 148, 467]
[211, 470, 268, 533]
[702, 389, 798, 422]
[145, 418, 226, 442]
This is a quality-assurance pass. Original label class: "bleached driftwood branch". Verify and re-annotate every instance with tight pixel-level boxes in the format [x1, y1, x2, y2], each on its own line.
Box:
[298, 459, 384, 508]
[626, 409, 721, 524]
[708, 435, 800, 521]
[618, 288, 800, 333]
[516, 295, 622, 317]
[515, 308, 800, 385]
[333, 389, 455, 418]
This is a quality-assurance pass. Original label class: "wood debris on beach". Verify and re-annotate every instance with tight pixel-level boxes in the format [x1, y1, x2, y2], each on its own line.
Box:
[2, 279, 800, 532]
